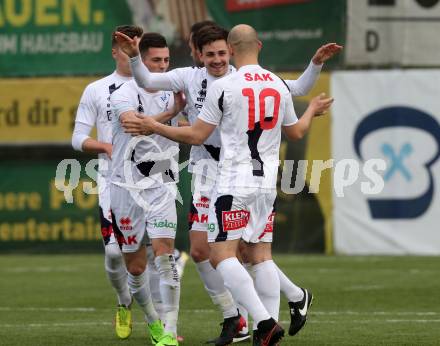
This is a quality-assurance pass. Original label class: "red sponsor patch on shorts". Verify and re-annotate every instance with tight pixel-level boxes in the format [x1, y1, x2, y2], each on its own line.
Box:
[222, 210, 250, 231]
[188, 213, 209, 224]
[259, 212, 276, 239]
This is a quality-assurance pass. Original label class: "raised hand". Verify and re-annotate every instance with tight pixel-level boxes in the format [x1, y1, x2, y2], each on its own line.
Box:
[309, 93, 334, 116]
[312, 43, 343, 65]
[113, 31, 140, 58]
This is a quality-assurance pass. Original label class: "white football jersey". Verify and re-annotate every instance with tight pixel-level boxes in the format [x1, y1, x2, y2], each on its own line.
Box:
[110, 80, 178, 188]
[199, 64, 298, 192]
[167, 66, 236, 172]
[75, 71, 131, 178]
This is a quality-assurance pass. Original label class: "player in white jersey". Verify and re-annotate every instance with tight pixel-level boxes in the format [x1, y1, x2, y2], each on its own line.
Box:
[110, 32, 185, 346]
[120, 24, 334, 346]
[71, 25, 143, 340]
[116, 23, 341, 345]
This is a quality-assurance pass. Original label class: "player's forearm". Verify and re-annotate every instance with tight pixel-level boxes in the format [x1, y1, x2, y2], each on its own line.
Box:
[81, 138, 110, 154]
[130, 55, 174, 91]
[151, 110, 175, 124]
[286, 60, 322, 97]
[284, 107, 315, 141]
[295, 106, 316, 139]
[152, 121, 203, 145]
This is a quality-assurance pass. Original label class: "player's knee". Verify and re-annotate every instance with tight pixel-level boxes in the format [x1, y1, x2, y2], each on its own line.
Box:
[126, 263, 146, 276]
[190, 245, 209, 262]
[154, 254, 180, 288]
[104, 243, 123, 269]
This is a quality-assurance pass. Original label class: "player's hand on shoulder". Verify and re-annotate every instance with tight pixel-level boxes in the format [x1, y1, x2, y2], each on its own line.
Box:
[113, 31, 140, 58]
[309, 93, 334, 116]
[312, 43, 343, 65]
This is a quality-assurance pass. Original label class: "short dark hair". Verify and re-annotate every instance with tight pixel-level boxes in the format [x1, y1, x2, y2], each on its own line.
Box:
[190, 20, 218, 47]
[112, 25, 143, 47]
[139, 32, 168, 57]
[196, 25, 229, 52]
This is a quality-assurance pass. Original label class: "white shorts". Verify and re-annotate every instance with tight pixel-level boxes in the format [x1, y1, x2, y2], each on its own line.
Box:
[188, 173, 216, 232]
[207, 188, 277, 243]
[98, 176, 117, 246]
[110, 183, 177, 253]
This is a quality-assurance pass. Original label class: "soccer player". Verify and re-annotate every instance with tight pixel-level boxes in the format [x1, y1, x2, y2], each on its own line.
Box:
[116, 24, 341, 345]
[110, 32, 185, 346]
[120, 24, 334, 345]
[72, 25, 143, 339]
[188, 20, 218, 67]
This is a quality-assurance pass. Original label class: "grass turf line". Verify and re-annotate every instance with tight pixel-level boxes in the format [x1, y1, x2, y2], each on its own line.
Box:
[0, 254, 439, 345]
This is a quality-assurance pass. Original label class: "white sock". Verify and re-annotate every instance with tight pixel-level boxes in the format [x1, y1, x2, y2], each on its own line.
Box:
[155, 254, 180, 336]
[147, 260, 165, 320]
[104, 243, 131, 307]
[216, 257, 270, 326]
[235, 263, 253, 333]
[195, 260, 237, 319]
[253, 260, 280, 321]
[127, 270, 159, 323]
[276, 264, 304, 302]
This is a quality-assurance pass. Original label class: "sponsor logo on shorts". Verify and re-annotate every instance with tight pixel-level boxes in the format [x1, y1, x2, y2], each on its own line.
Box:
[222, 210, 250, 231]
[119, 235, 138, 245]
[119, 217, 132, 231]
[188, 213, 208, 224]
[264, 212, 275, 232]
[207, 223, 216, 232]
[153, 219, 177, 230]
[259, 213, 276, 239]
[195, 196, 210, 209]
[101, 225, 113, 238]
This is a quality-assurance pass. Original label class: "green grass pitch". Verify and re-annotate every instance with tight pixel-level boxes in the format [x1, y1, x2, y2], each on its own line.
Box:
[0, 254, 439, 345]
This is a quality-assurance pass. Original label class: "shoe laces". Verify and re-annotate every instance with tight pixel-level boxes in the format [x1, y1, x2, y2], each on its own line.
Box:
[118, 306, 128, 326]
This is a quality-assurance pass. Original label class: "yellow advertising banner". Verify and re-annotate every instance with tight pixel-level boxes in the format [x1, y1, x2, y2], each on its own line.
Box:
[279, 71, 333, 254]
[0, 77, 98, 143]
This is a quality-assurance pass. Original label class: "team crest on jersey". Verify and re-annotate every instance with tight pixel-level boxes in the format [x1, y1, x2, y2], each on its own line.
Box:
[160, 92, 170, 110]
[222, 210, 250, 231]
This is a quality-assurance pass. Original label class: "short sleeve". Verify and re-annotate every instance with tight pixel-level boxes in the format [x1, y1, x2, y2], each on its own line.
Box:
[166, 67, 192, 93]
[198, 80, 224, 126]
[282, 93, 298, 126]
[75, 84, 98, 126]
[110, 84, 136, 120]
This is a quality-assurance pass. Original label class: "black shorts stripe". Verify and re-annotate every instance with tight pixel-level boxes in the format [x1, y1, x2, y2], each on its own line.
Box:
[214, 195, 233, 242]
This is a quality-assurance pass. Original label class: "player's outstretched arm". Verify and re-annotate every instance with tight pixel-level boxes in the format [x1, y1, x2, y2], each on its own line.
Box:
[114, 31, 174, 91]
[124, 116, 215, 145]
[283, 93, 333, 141]
[285, 43, 343, 97]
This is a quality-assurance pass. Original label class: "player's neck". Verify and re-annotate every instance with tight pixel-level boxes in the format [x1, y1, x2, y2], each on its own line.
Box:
[234, 56, 259, 70]
[116, 67, 131, 78]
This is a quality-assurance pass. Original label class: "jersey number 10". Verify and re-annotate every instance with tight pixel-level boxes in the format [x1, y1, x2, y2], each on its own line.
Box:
[242, 88, 280, 130]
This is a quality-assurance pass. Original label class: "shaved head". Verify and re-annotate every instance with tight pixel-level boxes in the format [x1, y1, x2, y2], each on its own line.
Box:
[228, 24, 260, 55]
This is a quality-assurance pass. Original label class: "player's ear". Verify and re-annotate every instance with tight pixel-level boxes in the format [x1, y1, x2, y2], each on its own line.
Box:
[111, 47, 117, 59]
[257, 40, 263, 51]
[197, 49, 203, 61]
[228, 43, 234, 56]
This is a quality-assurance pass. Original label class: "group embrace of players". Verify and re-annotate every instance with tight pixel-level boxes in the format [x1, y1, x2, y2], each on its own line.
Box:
[72, 20, 341, 346]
